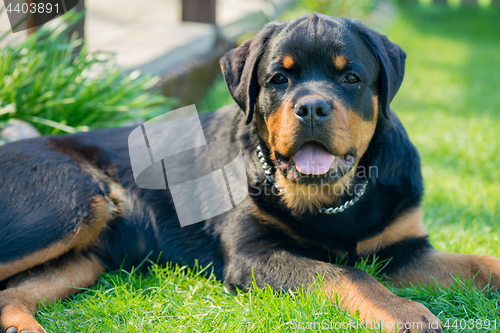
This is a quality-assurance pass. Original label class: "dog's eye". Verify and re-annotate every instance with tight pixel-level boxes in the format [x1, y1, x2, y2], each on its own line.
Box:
[270, 74, 288, 85]
[341, 74, 360, 84]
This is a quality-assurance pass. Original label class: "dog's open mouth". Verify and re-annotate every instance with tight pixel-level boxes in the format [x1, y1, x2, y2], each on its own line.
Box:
[275, 142, 356, 182]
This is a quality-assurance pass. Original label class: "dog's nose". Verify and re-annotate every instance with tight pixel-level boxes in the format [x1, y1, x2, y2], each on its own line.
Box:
[294, 97, 331, 125]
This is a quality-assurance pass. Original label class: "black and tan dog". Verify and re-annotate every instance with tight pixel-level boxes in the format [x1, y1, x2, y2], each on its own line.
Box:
[1, 13, 499, 333]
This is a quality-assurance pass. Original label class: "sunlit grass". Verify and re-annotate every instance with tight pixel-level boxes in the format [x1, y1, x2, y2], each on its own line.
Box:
[388, 5, 500, 259]
[37, 263, 380, 333]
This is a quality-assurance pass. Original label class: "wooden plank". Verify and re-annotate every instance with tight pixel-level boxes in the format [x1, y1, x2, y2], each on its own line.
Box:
[27, 0, 85, 38]
[27, 0, 62, 35]
[182, 0, 216, 24]
[66, 0, 85, 40]
[27, 0, 38, 35]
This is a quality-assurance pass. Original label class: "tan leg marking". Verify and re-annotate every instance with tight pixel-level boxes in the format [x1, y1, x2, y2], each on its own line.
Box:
[323, 271, 441, 332]
[390, 250, 500, 289]
[0, 303, 43, 333]
[0, 253, 104, 333]
[73, 196, 114, 251]
[0, 196, 112, 282]
[356, 207, 428, 256]
[354, 206, 500, 290]
[0, 243, 73, 285]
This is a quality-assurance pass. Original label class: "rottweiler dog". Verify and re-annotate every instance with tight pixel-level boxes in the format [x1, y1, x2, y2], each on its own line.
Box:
[1, 13, 499, 333]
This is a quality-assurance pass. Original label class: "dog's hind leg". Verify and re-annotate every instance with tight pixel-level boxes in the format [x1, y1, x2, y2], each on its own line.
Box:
[0, 194, 112, 333]
[0, 252, 104, 333]
[388, 250, 500, 289]
[0, 195, 113, 283]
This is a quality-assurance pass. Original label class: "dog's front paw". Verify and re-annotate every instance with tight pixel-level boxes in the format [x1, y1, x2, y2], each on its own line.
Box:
[0, 305, 46, 333]
[359, 298, 442, 333]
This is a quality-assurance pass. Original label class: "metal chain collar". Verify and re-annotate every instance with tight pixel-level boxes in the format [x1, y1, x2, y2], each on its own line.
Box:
[256, 145, 369, 215]
[256, 145, 285, 195]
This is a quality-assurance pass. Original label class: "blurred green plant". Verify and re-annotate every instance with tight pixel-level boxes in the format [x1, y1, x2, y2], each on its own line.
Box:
[198, 75, 234, 114]
[0, 10, 173, 135]
[282, 0, 378, 20]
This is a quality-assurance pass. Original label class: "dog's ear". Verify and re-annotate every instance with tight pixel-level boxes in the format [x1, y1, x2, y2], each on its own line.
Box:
[353, 21, 406, 119]
[220, 23, 279, 125]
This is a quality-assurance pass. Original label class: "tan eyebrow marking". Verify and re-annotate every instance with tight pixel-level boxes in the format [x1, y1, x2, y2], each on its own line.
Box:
[334, 55, 348, 70]
[282, 55, 294, 69]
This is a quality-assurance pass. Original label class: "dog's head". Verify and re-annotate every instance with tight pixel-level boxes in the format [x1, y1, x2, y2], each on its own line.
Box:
[221, 14, 405, 213]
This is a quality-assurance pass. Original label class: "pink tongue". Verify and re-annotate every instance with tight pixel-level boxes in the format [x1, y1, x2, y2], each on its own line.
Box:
[293, 142, 335, 175]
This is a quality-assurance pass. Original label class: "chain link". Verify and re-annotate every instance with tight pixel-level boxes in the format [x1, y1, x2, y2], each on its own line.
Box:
[257, 145, 284, 194]
[256, 145, 369, 215]
[318, 178, 369, 215]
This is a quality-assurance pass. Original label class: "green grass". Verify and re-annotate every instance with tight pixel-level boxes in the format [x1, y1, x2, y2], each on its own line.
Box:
[387, 5, 500, 256]
[0, 10, 172, 135]
[34, 4, 500, 332]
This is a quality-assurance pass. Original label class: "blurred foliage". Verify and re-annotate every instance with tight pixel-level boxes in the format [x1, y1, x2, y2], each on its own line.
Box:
[282, 0, 378, 20]
[198, 75, 234, 114]
[235, 0, 379, 48]
[417, 0, 493, 7]
[0, 10, 173, 135]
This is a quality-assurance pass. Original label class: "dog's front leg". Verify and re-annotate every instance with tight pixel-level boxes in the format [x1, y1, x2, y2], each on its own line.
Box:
[224, 248, 442, 333]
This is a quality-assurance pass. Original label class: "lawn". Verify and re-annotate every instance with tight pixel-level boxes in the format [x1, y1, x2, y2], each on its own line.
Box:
[35, 3, 500, 332]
